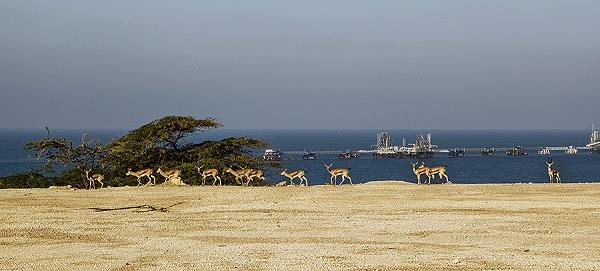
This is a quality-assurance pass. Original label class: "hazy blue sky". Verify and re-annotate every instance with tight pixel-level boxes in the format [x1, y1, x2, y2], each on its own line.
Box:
[1, 1, 599, 129]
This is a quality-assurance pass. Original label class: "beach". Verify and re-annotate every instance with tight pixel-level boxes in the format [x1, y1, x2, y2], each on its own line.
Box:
[1, 182, 600, 270]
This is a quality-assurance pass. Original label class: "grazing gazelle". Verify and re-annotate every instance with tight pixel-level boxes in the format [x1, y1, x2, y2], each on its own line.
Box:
[157, 167, 182, 185]
[546, 159, 561, 183]
[420, 162, 451, 184]
[411, 162, 428, 185]
[196, 166, 221, 186]
[126, 168, 156, 186]
[324, 164, 352, 185]
[84, 169, 104, 189]
[224, 167, 245, 185]
[281, 169, 308, 186]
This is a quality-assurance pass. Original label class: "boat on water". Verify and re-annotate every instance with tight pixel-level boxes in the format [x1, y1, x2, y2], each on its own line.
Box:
[339, 150, 359, 159]
[565, 146, 578, 155]
[506, 146, 528, 156]
[481, 148, 494, 156]
[538, 147, 551, 155]
[448, 148, 465, 158]
[263, 149, 283, 161]
[302, 152, 316, 160]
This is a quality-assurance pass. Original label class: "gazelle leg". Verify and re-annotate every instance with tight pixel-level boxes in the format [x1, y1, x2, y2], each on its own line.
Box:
[330, 176, 335, 186]
[289, 177, 296, 186]
[98, 180, 104, 188]
[339, 175, 345, 185]
[348, 175, 353, 185]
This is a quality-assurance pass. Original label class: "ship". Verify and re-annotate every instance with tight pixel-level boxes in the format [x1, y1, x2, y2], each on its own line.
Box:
[481, 148, 495, 156]
[370, 132, 435, 159]
[263, 149, 283, 161]
[302, 151, 316, 160]
[339, 150, 359, 159]
[565, 146, 578, 155]
[506, 146, 528, 156]
[538, 147, 551, 155]
[448, 148, 465, 158]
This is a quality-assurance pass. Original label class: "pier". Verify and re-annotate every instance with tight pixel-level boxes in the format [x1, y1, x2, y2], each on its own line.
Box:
[280, 146, 591, 157]
[271, 130, 598, 159]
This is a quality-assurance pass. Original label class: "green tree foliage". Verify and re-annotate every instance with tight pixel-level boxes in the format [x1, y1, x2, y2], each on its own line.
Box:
[14, 116, 273, 188]
[106, 116, 271, 185]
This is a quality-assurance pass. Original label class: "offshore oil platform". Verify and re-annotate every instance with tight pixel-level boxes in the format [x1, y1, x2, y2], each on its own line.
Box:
[587, 125, 600, 153]
[372, 132, 435, 159]
[265, 126, 600, 160]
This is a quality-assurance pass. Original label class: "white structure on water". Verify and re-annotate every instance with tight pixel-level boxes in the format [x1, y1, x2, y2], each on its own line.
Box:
[587, 124, 600, 150]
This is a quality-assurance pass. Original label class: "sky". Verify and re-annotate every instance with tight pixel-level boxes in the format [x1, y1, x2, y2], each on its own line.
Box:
[0, 0, 599, 130]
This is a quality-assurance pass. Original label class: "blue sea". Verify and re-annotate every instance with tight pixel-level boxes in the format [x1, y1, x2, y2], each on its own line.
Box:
[1, 129, 599, 184]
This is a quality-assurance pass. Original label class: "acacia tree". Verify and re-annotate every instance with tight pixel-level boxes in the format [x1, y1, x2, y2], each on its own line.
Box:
[25, 128, 107, 188]
[24, 116, 273, 187]
[105, 115, 271, 185]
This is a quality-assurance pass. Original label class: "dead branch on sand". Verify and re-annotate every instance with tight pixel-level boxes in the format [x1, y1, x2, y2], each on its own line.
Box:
[89, 202, 184, 213]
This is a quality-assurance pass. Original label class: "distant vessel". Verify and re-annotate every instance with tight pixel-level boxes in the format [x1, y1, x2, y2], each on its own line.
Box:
[481, 148, 495, 156]
[263, 149, 282, 161]
[448, 148, 465, 158]
[565, 146, 578, 155]
[371, 132, 436, 159]
[538, 147, 551, 155]
[506, 146, 528, 156]
[302, 151, 316, 160]
[339, 150, 359, 159]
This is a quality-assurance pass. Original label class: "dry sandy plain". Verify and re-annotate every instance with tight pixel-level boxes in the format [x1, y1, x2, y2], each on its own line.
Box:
[1, 181, 600, 270]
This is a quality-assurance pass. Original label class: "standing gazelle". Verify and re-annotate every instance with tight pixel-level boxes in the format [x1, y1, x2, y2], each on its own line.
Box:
[411, 162, 428, 185]
[546, 159, 561, 183]
[196, 166, 222, 186]
[324, 164, 352, 185]
[281, 169, 308, 186]
[126, 168, 156, 186]
[420, 162, 451, 184]
[84, 169, 104, 189]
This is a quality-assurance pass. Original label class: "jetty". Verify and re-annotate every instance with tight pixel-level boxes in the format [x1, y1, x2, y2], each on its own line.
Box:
[268, 129, 597, 159]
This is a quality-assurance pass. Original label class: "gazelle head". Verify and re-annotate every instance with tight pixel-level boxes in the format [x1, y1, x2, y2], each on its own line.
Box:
[126, 168, 133, 176]
[546, 158, 554, 167]
[280, 169, 288, 176]
[324, 164, 333, 171]
[195, 166, 203, 173]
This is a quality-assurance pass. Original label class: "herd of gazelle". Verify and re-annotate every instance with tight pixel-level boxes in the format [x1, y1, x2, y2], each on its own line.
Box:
[82, 159, 564, 189]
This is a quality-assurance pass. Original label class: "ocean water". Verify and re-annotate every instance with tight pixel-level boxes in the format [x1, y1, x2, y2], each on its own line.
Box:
[1, 129, 599, 184]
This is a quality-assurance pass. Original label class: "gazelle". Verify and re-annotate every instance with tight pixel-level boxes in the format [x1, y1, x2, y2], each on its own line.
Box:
[411, 162, 428, 185]
[126, 168, 156, 186]
[84, 169, 104, 189]
[324, 164, 352, 185]
[546, 159, 561, 183]
[224, 168, 245, 185]
[281, 169, 308, 186]
[157, 167, 182, 185]
[240, 169, 265, 186]
[196, 166, 221, 186]
[420, 162, 451, 184]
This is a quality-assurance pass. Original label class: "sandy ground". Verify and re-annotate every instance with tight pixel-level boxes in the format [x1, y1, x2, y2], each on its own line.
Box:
[1, 181, 600, 271]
